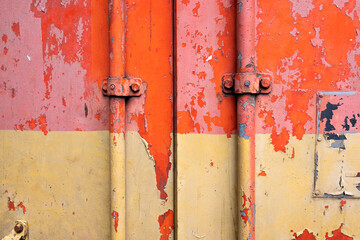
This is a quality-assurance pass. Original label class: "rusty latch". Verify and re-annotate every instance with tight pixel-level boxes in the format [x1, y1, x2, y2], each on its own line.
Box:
[1, 219, 28, 240]
[102, 77, 145, 97]
[222, 72, 272, 94]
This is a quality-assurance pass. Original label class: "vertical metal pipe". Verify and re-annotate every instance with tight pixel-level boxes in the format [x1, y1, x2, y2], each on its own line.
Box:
[236, 0, 256, 239]
[109, 0, 126, 239]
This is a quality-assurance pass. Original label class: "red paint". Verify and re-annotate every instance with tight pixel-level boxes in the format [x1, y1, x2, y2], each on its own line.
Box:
[271, 127, 290, 152]
[325, 205, 329, 209]
[291, 148, 295, 159]
[18, 202, 26, 214]
[242, 193, 247, 208]
[210, 161, 214, 166]
[112, 210, 119, 233]
[3, 47, 8, 55]
[340, 200, 347, 208]
[325, 225, 353, 240]
[192, 2, 200, 17]
[241, 208, 249, 224]
[158, 209, 174, 240]
[8, 198, 15, 211]
[2, 34, 7, 43]
[258, 170, 267, 176]
[11, 22, 20, 38]
[292, 229, 316, 240]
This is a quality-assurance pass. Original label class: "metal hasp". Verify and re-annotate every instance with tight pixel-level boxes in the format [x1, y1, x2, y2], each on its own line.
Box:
[1, 220, 28, 240]
[222, 72, 272, 94]
[102, 77, 145, 97]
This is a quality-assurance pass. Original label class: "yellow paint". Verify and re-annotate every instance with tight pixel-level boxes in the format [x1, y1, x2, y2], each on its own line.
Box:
[0, 130, 110, 239]
[237, 136, 252, 240]
[111, 132, 126, 240]
[315, 134, 360, 198]
[256, 134, 360, 239]
[176, 134, 237, 239]
[125, 132, 174, 239]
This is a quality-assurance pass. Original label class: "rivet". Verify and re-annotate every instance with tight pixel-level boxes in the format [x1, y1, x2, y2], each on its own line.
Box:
[130, 83, 140, 92]
[317, 136, 322, 142]
[14, 223, 23, 234]
[244, 81, 250, 87]
[110, 84, 116, 90]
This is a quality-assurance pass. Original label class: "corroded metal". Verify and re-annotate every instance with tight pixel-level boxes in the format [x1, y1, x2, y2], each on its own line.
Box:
[1, 220, 28, 240]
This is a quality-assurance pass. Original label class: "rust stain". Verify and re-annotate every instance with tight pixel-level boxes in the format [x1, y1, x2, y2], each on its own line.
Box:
[158, 209, 174, 240]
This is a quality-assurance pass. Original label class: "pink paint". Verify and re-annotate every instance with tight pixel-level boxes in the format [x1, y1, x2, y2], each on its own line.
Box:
[0, 0, 109, 132]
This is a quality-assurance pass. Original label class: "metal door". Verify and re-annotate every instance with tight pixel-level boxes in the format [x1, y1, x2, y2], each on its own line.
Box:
[1, 0, 360, 239]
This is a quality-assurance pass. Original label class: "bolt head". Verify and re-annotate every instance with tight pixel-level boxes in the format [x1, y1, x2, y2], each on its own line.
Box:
[244, 81, 251, 87]
[317, 136, 322, 142]
[14, 223, 23, 233]
[223, 76, 233, 89]
[110, 84, 116, 90]
[260, 78, 271, 89]
[319, 92, 324, 98]
[130, 83, 140, 92]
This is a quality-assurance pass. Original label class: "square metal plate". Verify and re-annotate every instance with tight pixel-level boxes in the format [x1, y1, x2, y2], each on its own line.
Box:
[314, 92, 360, 198]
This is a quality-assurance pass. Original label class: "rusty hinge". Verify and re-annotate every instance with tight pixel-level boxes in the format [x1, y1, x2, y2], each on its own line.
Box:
[222, 72, 272, 95]
[102, 77, 145, 97]
[1, 219, 28, 240]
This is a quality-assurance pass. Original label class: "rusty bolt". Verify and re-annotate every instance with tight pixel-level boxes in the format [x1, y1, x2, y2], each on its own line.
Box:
[130, 83, 140, 92]
[319, 92, 324, 98]
[110, 84, 116, 90]
[223, 75, 233, 89]
[244, 80, 251, 87]
[14, 223, 23, 234]
[260, 78, 271, 89]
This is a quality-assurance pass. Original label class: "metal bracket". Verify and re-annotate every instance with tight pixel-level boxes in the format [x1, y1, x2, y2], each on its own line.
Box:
[102, 77, 145, 97]
[1, 219, 28, 240]
[222, 72, 272, 95]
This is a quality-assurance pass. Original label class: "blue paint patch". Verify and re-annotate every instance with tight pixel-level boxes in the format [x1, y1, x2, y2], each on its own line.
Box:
[322, 91, 356, 95]
[237, 1, 243, 13]
[314, 153, 318, 190]
[247, 233, 253, 239]
[239, 123, 249, 139]
[238, 52, 242, 69]
[242, 102, 247, 108]
[240, 211, 246, 217]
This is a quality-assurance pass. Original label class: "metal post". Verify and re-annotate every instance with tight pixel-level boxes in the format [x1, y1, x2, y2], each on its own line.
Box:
[109, 0, 126, 239]
[236, 0, 256, 239]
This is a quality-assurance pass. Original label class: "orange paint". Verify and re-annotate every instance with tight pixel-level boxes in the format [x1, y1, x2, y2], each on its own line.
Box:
[192, 2, 200, 17]
[127, 0, 173, 201]
[270, 127, 290, 152]
[340, 200, 347, 208]
[257, 0, 360, 152]
[291, 148, 295, 159]
[112, 210, 119, 233]
[258, 170, 267, 176]
[158, 209, 174, 240]
[325, 225, 353, 240]
[292, 229, 316, 240]
[26, 118, 37, 130]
